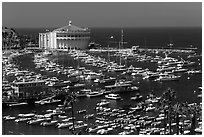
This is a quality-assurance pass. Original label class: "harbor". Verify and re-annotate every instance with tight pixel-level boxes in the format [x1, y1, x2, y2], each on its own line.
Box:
[2, 2, 202, 135]
[2, 45, 202, 135]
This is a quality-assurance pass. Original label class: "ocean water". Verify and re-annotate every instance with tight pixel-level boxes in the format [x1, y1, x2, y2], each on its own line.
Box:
[3, 27, 202, 135]
[15, 27, 202, 51]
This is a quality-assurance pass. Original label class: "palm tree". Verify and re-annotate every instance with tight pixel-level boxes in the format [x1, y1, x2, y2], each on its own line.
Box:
[172, 103, 187, 135]
[187, 103, 201, 135]
[159, 87, 176, 135]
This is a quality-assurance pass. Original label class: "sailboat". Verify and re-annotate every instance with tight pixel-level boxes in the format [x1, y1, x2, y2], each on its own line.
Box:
[113, 29, 126, 72]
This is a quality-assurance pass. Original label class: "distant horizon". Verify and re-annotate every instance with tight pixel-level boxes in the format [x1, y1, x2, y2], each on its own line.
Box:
[4, 26, 202, 30]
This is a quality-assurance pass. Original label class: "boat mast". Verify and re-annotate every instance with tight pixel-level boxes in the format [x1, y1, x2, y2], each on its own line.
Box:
[108, 41, 110, 62]
[108, 36, 114, 62]
[119, 29, 124, 66]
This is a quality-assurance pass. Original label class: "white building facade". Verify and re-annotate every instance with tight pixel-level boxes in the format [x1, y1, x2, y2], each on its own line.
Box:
[39, 22, 91, 50]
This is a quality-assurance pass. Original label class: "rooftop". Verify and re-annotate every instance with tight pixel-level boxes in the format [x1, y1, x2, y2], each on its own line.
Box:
[53, 21, 89, 32]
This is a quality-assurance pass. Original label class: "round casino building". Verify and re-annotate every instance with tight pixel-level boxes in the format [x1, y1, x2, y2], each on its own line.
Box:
[39, 21, 91, 50]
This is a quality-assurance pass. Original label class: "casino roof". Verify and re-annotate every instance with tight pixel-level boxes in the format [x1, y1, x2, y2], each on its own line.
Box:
[53, 21, 89, 32]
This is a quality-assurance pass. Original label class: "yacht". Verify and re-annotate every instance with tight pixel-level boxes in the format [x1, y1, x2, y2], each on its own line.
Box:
[155, 74, 181, 82]
[105, 94, 122, 100]
[86, 91, 104, 97]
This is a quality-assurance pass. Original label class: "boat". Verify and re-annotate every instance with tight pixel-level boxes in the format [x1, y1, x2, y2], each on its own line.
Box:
[129, 105, 143, 111]
[18, 113, 35, 118]
[181, 61, 196, 67]
[186, 70, 202, 74]
[194, 128, 202, 134]
[97, 129, 109, 135]
[57, 122, 73, 128]
[74, 123, 88, 130]
[3, 115, 16, 121]
[61, 117, 76, 122]
[75, 89, 91, 98]
[58, 115, 68, 119]
[145, 106, 156, 112]
[86, 91, 103, 97]
[128, 86, 139, 92]
[15, 118, 32, 123]
[172, 68, 188, 73]
[84, 114, 94, 119]
[77, 109, 87, 114]
[51, 109, 65, 116]
[97, 100, 110, 106]
[144, 73, 160, 80]
[104, 82, 132, 94]
[40, 120, 58, 126]
[35, 99, 61, 105]
[157, 66, 176, 72]
[130, 93, 143, 101]
[105, 94, 122, 100]
[27, 118, 46, 125]
[8, 102, 28, 107]
[73, 83, 85, 88]
[87, 125, 109, 133]
[155, 74, 181, 82]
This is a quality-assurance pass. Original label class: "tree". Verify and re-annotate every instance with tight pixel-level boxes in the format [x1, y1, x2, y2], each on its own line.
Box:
[159, 87, 176, 135]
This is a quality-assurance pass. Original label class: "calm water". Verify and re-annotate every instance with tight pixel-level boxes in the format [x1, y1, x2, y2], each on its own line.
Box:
[2, 27, 202, 135]
[15, 27, 202, 50]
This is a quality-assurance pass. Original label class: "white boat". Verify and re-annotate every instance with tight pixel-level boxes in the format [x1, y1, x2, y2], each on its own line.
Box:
[77, 109, 86, 114]
[155, 74, 181, 82]
[75, 89, 91, 98]
[97, 129, 109, 135]
[57, 122, 73, 128]
[129, 105, 143, 111]
[18, 113, 35, 118]
[88, 125, 109, 133]
[9, 102, 28, 107]
[40, 120, 58, 126]
[172, 68, 188, 73]
[187, 70, 202, 74]
[130, 86, 139, 91]
[130, 94, 143, 101]
[15, 118, 32, 123]
[84, 114, 94, 119]
[145, 106, 156, 111]
[97, 100, 110, 106]
[27, 118, 45, 125]
[62, 117, 76, 122]
[3, 115, 16, 121]
[58, 115, 68, 119]
[86, 91, 103, 97]
[105, 94, 121, 100]
[35, 99, 61, 105]
[74, 123, 88, 130]
[194, 128, 202, 134]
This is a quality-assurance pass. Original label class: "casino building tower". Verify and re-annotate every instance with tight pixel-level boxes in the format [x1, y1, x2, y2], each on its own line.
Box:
[39, 21, 91, 50]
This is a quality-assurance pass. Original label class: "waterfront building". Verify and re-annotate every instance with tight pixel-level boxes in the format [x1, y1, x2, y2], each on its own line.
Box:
[39, 21, 91, 50]
[11, 80, 46, 99]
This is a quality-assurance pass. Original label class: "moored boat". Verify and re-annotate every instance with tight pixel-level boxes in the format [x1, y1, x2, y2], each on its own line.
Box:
[3, 115, 16, 121]
[18, 113, 35, 118]
[86, 91, 104, 97]
[105, 94, 122, 100]
[15, 118, 32, 123]
[57, 122, 73, 128]
[40, 120, 58, 126]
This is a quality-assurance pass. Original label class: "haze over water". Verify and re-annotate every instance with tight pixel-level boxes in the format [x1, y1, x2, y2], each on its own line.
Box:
[15, 27, 202, 51]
